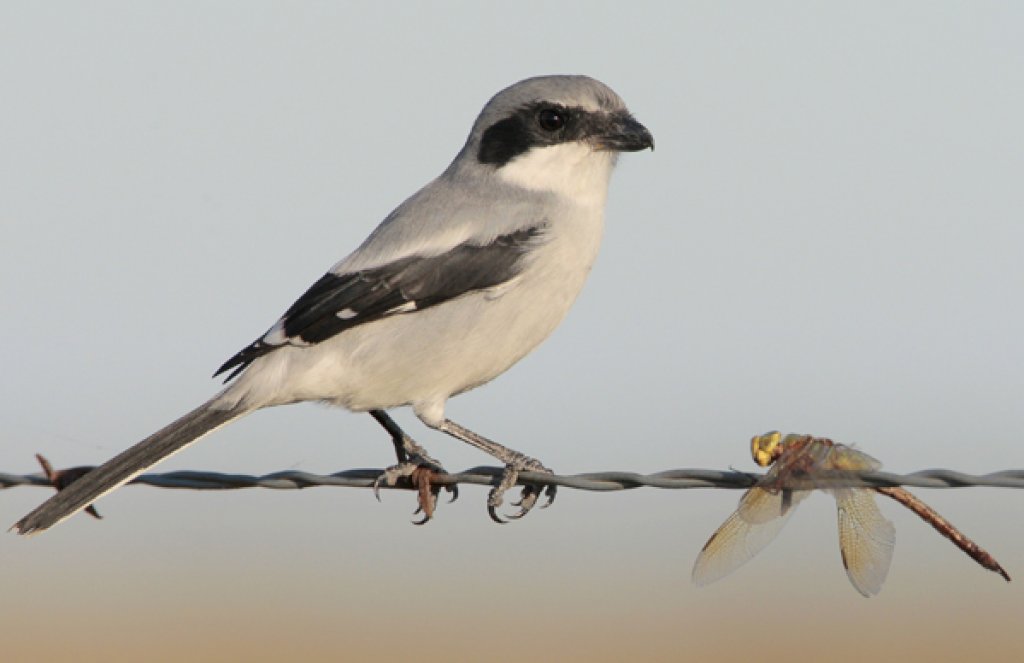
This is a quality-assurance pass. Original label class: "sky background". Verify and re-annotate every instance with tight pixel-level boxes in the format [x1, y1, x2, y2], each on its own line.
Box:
[2, 2, 1023, 661]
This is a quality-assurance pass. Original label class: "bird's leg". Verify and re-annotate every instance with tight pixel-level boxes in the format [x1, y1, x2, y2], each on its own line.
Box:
[371, 409, 414, 465]
[370, 409, 456, 523]
[432, 418, 556, 523]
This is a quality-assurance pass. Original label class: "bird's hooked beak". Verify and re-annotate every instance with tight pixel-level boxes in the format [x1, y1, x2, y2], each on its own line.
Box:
[594, 111, 655, 152]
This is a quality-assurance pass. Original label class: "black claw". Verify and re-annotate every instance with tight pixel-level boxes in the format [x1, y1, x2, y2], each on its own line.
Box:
[540, 486, 557, 509]
[446, 485, 459, 503]
[487, 504, 509, 524]
[411, 493, 437, 524]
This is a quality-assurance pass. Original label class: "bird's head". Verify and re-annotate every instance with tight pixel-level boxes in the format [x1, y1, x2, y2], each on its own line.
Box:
[456, 75, 654, 201]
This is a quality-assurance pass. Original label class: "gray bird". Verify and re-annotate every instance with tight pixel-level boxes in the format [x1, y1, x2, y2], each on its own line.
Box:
[14, 74, 653, 534]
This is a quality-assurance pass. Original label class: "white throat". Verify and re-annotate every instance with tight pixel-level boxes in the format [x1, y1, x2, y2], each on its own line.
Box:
[496, 142, 616, 207]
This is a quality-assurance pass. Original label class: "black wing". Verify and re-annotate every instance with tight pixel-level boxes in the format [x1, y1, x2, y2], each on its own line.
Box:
[214, 225, 545, 381]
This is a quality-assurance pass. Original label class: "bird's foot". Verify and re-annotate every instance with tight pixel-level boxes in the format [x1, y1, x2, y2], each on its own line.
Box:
[488, 454, 557, 524]
[373, 442, 457, 525]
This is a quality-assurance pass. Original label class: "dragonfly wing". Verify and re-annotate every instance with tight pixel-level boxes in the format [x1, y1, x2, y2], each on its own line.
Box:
[692, 488, 796, 586]
[827, 444, 883, 472]
[739, 486, 812, 523]
[833, 488, 896, 597]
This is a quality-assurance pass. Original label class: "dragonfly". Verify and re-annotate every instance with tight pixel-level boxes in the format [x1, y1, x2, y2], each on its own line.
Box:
[692, 432, 1010, 597]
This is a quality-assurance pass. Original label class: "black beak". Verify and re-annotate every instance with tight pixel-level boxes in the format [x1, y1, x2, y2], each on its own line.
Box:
[596, 112, 654, 152]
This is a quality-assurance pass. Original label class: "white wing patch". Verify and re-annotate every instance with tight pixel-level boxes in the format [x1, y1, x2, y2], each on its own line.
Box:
[384, 301, 418, 315]
[483, 275, 523, 300]
[263, 321, 309, 347]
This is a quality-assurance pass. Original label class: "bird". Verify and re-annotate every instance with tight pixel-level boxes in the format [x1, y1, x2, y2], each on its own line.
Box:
[14, 74, 653, 534]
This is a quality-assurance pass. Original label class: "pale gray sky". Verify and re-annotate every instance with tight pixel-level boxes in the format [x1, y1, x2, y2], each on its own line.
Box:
[2, 3, 1023, 661]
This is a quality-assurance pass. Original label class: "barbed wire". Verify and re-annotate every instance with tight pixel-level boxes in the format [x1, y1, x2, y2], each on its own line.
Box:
[3, 464, 1024, 493]
[7, 454, 1016, 580]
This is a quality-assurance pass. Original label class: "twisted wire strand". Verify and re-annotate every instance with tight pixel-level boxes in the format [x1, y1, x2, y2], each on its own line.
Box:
[3, 466, 1024, 493]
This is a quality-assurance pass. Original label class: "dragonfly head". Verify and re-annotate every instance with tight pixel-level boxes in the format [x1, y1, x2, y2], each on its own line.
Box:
[750, 431, 784, 467]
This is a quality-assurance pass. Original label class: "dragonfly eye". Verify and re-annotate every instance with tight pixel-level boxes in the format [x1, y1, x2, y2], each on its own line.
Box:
[751, 431, 783, 467]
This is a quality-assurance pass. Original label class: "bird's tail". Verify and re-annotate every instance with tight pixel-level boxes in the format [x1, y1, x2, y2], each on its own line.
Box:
[12, 398, 249, 535]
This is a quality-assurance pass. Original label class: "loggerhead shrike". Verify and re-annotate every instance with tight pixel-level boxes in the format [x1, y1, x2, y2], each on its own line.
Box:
[15, 74, 653, 534]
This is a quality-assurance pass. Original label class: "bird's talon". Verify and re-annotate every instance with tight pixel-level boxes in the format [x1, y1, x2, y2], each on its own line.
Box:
[372, 475, 388, 502]
[506, 507, 529, 521]
[373, 462, 415, 502]
[487, 502, 508, 524]
[374, 452, 451, 524]
[483, 459, 554, 522]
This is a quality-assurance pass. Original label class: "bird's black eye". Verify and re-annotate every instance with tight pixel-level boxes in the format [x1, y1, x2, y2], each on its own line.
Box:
[537, 108, 565, 131]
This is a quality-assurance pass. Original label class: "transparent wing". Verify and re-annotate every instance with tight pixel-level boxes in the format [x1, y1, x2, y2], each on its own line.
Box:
[692, 487, 803, 586]
[832, 488, 896, 597]
[825, 444, 883, 472]
[739, 485, 812, 523]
